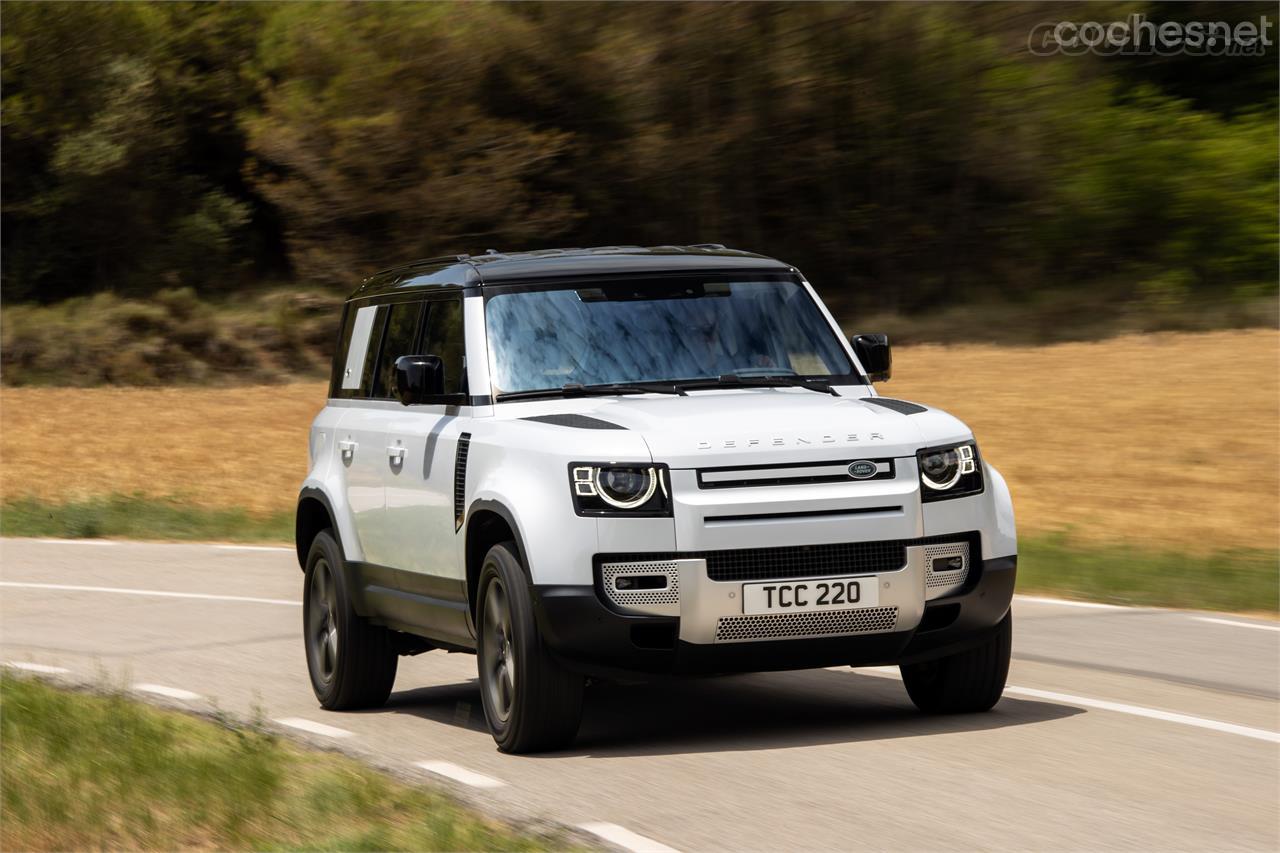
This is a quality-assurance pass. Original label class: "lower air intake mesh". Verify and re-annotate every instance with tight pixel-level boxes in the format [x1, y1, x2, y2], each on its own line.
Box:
[715, 606, 899, 642]
[600, 561, 680, 610]
[705, 539, 906, 581]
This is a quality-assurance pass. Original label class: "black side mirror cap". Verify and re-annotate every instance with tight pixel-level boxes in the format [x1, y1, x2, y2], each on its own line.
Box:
[393, 354, 446, 405]
[851, 333, 891, 382]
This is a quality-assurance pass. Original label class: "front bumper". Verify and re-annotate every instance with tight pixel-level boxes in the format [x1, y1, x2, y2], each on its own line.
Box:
[531, 553, 1016, 677]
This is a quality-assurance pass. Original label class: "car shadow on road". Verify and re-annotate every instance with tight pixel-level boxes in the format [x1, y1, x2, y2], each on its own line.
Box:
[374, 666, 1083, 756]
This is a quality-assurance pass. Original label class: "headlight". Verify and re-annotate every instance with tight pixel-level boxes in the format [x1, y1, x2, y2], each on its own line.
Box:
[916, 442, 983, 501]
[570, 463, 672, 516]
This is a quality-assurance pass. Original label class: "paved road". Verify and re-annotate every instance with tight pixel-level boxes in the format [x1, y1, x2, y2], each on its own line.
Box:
[2, 538, 1277, 852]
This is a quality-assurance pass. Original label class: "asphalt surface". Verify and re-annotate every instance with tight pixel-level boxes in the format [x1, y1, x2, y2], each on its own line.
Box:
[2, 538, 1277, 852]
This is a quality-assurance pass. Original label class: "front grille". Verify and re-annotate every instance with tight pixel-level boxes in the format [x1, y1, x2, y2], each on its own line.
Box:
[697, 458, 895, 489]
[597, 533, 978, 583]
[716, 606, 899, 642]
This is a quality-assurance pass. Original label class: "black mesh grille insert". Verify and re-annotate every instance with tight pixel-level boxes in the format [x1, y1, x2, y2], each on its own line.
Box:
[453, 433, 471, 531]
[704, 540, 905, 581]
[597, 533, 978, 583]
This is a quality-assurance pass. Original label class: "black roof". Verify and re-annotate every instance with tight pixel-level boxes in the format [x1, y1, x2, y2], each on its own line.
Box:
[348, 245, 794, 300]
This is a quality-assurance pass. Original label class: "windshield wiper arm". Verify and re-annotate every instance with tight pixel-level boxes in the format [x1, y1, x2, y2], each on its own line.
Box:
[494, 387, 573, 402]
[674, 375, 840, 396]
[495, 382, 685, 402]
[566, 382, 686, 397]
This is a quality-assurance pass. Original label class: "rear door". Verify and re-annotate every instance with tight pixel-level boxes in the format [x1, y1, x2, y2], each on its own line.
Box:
[333, 299, 424, 567]
[332, 302, 386, 563]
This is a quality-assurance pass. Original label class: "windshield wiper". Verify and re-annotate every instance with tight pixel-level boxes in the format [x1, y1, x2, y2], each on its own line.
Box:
[495, 382, 685, 402]
[674, 375, 840, 396]
[566, 382, 686, 397]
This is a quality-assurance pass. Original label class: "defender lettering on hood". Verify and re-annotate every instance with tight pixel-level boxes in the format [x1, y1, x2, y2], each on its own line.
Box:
[696, 432, 886, 450]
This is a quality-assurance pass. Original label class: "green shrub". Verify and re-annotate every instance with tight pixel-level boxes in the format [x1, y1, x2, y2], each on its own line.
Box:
[0, 288, 340, 386]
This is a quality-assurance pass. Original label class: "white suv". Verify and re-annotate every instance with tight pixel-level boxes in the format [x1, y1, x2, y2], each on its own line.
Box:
[296, 245, 1017, 753]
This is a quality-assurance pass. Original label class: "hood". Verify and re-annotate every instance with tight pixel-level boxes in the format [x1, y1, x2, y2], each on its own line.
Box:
[522, 389, 974, 469]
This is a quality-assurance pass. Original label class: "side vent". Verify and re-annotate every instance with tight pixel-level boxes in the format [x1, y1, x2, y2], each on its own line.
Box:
[453, 433, 471, 531]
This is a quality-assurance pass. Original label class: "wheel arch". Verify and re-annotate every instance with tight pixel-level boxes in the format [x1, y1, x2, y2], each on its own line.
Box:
[296, 487, 344, 571]
[464, 499, 533, 621]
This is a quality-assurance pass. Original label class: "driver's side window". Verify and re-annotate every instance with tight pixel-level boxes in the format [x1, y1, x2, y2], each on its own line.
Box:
[371, 301, 425, 399]
[421, 297, 466, 395]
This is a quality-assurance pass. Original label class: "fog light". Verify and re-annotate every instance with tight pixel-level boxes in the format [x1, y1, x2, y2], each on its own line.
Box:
[932, 555, 964, 572]
[614, 575, 667, 590]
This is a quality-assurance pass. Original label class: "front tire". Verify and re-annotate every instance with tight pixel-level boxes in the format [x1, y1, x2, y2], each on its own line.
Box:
[303, 530, 398, 710]
[476, 542, 584, 753]
[901, 611, 1012, 713]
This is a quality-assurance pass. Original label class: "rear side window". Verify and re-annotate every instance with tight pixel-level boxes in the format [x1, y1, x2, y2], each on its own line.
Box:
[331, 304, 383, 398]
[422, 297, 466, 395]
[371, 302, 425, 399]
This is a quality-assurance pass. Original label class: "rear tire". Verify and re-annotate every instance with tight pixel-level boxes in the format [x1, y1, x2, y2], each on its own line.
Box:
[476, 542, 584, 753]
[303, 530, 398, 710]
[901, 611, 1011, 713]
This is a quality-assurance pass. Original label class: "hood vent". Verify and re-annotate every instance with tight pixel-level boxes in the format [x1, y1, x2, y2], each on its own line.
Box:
[861, 397, 927, 415]
[521, 413, 626, 430]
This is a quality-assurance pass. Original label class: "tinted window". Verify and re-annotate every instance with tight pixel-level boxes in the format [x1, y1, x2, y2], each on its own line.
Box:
[329, 304, 355, 396]
[484, 277, 854, 394]
[422, 297, 466, 395]
[333, 304, 385, 399]
[372, 301, 424, 399]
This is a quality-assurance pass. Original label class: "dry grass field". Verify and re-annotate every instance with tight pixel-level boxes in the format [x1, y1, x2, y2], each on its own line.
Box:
[2, 330, 1277, 553]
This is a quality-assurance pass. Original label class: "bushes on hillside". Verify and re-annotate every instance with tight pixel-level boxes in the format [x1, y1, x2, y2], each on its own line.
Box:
[0, 288, 339, 386]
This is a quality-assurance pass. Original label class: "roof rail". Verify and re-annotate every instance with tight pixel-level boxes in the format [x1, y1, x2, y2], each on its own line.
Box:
[688, 243, 727, 250]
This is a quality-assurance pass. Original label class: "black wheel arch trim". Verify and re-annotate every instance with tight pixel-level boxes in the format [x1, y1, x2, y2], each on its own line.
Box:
[296, 487, 344, 571]
[465, 499, 534, 580]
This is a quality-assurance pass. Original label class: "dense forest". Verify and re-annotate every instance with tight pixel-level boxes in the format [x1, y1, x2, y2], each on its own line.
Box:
[1, 2, 1276, 360]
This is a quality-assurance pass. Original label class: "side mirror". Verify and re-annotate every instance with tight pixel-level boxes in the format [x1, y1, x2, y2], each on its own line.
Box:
[393, 354, 446, 405]
[851, 333, 891, 382]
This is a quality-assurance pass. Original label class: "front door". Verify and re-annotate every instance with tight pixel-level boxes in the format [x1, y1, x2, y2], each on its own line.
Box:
[378, 295, 472, 643]
[379, 296, 467, 576]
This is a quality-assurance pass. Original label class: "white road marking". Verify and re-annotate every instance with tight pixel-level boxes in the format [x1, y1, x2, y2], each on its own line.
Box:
[1014, 595, 1129, 610]
[28, 538, 118, 546]
[831, 668, 1280, 743]
[578, 822, 681, 853]
[1193, 616, 1280, 633]
[414, 760, 506, 789]
[133, 683, 203, 701]
[1003, 686, 1280, 743]
[214, 544, 292, 553]
[0, 581, 299, 607]
[274, 717, 354, 738]
[5, 661, 70, 674]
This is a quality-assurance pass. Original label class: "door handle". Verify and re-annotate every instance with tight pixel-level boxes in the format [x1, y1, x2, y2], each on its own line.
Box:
[386, 445, 405, 464]
[338, 439, 357, 460]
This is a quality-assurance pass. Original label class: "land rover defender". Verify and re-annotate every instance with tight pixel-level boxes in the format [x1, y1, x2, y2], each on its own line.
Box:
[296, 245, 1017, 753]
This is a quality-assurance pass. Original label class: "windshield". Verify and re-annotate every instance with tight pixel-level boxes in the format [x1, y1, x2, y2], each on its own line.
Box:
[484, 275, 857, 395]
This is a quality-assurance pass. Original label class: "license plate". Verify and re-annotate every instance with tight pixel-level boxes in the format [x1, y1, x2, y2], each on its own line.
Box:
[742, 576, 879, 615]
